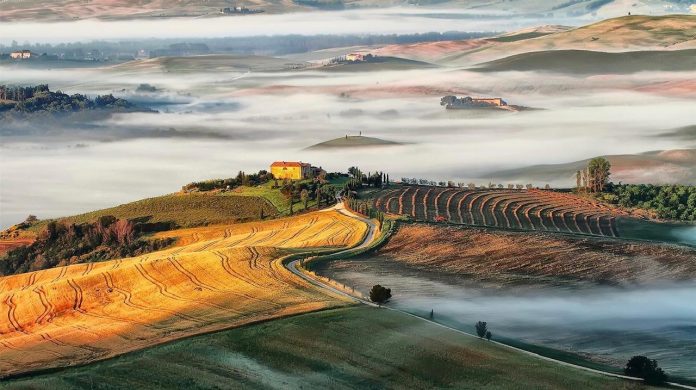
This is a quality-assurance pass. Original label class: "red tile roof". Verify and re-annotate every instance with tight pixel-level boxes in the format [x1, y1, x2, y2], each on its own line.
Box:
[271, 161, 303, 168]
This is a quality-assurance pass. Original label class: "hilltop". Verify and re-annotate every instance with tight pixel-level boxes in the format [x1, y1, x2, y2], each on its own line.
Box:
[306, 135, 402, 149]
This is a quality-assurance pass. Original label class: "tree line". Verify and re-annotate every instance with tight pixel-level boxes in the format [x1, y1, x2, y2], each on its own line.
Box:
[600, 183, 696, 221]
[400, 178, 547, 190]
[0, 216, 173, 276]
[0, 84, 138, 116]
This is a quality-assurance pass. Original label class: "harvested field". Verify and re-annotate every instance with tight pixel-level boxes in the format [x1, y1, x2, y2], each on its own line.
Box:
[377, 224, 696, 287]
[0, 210, 367, 378]
[372, 186, 628, 238]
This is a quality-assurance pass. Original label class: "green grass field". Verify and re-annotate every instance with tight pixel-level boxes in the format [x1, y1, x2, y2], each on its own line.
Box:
[0, 307, 653, 389]
[235, 178, 349, 216]
[28, 193, 277, 232]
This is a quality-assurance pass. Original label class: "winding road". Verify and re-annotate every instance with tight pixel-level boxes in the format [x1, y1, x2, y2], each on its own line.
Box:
[285, 201, 696, 390]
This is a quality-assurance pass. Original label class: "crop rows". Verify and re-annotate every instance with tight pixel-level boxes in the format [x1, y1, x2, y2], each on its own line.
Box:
[373, 186, 627, 238]
[0, 210, 367, 378]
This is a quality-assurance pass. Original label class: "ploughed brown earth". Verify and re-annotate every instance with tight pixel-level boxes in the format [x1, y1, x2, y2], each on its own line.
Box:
[377, 224, 696, 288]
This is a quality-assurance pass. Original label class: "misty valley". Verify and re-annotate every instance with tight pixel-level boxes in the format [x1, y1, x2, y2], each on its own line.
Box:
[1, 2, 696, 389]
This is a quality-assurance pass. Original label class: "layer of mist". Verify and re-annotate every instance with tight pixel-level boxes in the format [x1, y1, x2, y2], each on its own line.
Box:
[2, 63, 696, 227]
[314, 258, 696, 380]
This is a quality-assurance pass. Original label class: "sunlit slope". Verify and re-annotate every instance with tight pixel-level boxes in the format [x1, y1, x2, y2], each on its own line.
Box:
[374, 15, 696, 66]
[0, 210, 367, 378]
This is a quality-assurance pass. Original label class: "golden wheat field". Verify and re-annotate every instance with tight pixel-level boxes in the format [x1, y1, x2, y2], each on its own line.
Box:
[0, 210, 367, 378]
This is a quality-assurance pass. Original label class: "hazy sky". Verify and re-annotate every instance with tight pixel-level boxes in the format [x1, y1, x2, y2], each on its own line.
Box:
[0, 8, 587, 45]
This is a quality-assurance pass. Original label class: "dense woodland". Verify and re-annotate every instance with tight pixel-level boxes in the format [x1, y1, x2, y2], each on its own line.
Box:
[0, 84, 141, 118]
[0, 216, 174, 276]
[600, 184, 696, 221]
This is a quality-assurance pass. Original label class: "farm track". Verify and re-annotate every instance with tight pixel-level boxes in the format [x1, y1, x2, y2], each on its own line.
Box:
[0, 210, 367, 378]
[373, 187, 629, 238]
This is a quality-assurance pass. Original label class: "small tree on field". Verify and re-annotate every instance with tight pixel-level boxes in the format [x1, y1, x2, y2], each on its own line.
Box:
[588, 157, 611, 193]
[475, 321, 488, 338]
[300, 189, 309, 210]
[485, 331, 492, 341]
[624, 356, 668, 385]
[369, 284, 392, 306]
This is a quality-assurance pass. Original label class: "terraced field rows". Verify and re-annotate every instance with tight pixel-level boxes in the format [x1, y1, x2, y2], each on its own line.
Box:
[0, 210, 367, 378]
[373, 187, 628, 238]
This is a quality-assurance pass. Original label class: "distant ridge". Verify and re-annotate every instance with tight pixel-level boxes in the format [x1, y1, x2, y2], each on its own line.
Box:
[473, 49, 696, 74]
[306, 135, 402, 150]
[484, 149, 696, 185]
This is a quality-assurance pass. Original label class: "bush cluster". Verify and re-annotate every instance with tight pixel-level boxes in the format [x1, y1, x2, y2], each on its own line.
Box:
[600, 184, 696, 221]
[0, 84, 136, 116]
[0, 216, 174, 276]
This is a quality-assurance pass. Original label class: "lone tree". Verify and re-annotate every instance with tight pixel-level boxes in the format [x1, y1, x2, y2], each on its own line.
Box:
[475, 321, 488, 338]
[369, 285, 392, 306]
[300, 189, 309, 210]
[624, 356, 668, 385]
[587, 157, 611, 193]
[485, 331, 492, 341]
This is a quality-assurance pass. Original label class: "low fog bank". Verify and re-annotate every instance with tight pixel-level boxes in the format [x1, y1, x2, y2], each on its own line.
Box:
[2, 65, 696, 227]
[314, 260, 696, 380]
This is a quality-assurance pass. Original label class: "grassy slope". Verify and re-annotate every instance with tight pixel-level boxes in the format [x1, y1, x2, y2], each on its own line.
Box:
[233, 181, 294, 215]
[235, 178, 350, 215]
[27, 192, 278, 232]
[474, 49, 696, 74]
[0, 307, 652, 390]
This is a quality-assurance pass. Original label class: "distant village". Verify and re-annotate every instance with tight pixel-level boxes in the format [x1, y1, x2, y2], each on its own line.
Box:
[441, 95, 508, 109]
[327, 52, 374, 65]
[0, 43, 212, 63]
[440, 95, 529, 112]
[220, 6, 264, 15]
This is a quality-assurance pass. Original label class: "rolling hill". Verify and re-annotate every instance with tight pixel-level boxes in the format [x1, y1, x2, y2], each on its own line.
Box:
[306, 135, 402, 149]
[473, 49, 696, 74]
[0, 307, 657, 389]
[26, 192, 278, 232]
[108, 54, 309, 73]
[373, 15, 696, 67]
[0, 210, 367, 378]
[485, 149, 696, 186]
